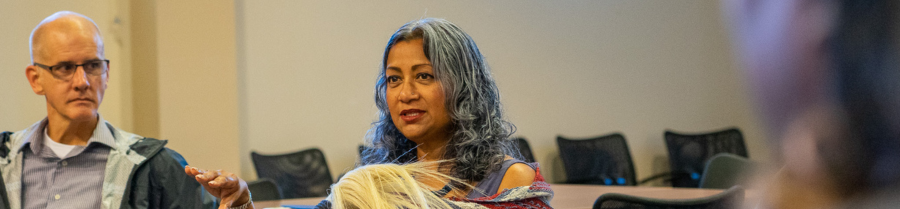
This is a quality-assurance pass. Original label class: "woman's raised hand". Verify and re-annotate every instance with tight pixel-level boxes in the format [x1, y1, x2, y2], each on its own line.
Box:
[185, 166, 254, 209]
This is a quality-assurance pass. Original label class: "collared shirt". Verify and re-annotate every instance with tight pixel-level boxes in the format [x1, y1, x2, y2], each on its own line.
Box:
[20, 117, 116, 209]
[43, 129, 78, 158]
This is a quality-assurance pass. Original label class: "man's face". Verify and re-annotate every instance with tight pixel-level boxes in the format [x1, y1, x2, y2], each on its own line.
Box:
[27, 25, 108, 122]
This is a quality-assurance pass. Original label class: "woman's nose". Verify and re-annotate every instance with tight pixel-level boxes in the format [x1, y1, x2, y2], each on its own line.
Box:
[398, 82, 419, 103]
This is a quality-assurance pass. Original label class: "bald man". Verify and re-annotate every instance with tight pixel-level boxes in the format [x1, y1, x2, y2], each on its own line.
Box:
[0, 11, 216, 209]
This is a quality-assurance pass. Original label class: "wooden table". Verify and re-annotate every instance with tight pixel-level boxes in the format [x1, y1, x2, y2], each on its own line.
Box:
[256, 184, 751, 209]
[548, 184, 737, 208]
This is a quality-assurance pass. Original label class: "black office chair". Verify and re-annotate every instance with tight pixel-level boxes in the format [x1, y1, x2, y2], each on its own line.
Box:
[515, 137, 537, 163]
[699, 153, 755, 189]
[251, 148, 334, 198]
[247, 178, 282, 201]
[557, 133, 636, 185]
[665, 128, 748, 188]
[357, 144, 368, 157]
[592, 185, 745, 209]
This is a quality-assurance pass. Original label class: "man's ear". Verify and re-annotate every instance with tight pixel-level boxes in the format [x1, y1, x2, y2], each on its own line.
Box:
[26, 65, 44, 95]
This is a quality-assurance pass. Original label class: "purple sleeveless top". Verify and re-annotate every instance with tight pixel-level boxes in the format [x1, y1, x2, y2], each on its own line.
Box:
[466, 159, 535, 199]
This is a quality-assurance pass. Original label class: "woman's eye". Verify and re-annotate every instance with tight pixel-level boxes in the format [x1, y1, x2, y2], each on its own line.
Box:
[386, 76, 401, 83]
[416, 73, 434, 80]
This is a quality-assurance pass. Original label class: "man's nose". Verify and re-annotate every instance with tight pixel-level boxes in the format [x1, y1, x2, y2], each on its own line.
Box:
[71, 66, 91, 90]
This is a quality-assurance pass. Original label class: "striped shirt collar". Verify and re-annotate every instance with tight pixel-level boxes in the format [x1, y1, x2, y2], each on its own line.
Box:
[20, 115, 117, 155]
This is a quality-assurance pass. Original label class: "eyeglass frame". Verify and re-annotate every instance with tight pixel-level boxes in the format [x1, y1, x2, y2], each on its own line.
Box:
[32, 59, 110, 81]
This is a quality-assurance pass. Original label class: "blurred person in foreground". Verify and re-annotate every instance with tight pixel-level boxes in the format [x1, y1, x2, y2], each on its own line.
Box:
[0, 11, 217, 208]
[187, 18, 552, 209]
[725, 0, 900, 208]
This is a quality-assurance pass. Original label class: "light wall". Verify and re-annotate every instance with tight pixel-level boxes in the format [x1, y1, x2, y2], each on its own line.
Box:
[236, 0, 769, 182]
[143, 0, 242, 174]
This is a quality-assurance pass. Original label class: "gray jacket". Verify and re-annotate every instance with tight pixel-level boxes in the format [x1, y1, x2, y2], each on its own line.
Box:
[0, 120, 217, 209]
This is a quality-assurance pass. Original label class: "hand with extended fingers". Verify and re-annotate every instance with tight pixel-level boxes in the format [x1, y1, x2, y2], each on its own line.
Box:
[185, 166, 254, 209]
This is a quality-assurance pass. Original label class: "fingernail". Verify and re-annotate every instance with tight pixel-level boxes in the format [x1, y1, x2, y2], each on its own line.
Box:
[195, 174, 202, 178]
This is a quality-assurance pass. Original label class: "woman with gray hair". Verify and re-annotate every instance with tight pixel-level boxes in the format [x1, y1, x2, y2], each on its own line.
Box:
[354, 17, 553, 206]
[185, 18, 552, 209]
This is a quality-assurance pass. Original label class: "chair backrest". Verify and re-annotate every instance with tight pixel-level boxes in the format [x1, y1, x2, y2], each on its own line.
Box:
[557, 133, 636, 185]
[515, 137, 537, 163]
[247, 178, 283, 201]
[251, 148, 334, 198]
[664, 128, 747, 188]
[699, 153, 755, 189]
[593, 185, 745, 209]
[357, 144, 368, 157]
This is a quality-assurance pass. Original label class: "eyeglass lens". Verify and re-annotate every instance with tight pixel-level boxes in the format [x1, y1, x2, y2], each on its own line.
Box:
[50, 60, 108, 79]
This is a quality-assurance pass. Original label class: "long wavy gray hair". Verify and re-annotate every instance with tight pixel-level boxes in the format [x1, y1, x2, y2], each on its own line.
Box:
[361, 18, 519, 184]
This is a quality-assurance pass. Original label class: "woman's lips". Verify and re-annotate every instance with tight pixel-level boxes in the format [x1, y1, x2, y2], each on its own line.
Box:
[400, 109, 425, 122]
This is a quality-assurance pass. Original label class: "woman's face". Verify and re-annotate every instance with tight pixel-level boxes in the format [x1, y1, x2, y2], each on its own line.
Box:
[385, 39, 452, 144]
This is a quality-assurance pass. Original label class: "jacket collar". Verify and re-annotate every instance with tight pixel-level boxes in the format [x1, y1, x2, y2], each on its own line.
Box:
[18, 117, 117, 156]
[7, 117, 165, 161]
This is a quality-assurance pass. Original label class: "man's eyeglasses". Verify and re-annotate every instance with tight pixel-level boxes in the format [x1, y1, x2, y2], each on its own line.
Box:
[33, 60, 109, 81]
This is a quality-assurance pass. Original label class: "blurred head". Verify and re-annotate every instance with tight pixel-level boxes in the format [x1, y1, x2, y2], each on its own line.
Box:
[25, 11, 108, 123]
[364, 18, 516, 183]
[726, 0, 900, 194]
[724, 0, 837, 141]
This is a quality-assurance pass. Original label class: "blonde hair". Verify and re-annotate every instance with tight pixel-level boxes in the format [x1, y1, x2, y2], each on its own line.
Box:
[328, 162, 478, 209]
